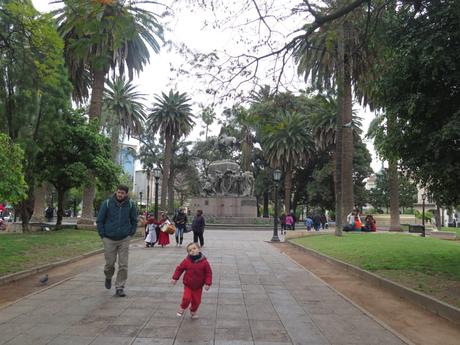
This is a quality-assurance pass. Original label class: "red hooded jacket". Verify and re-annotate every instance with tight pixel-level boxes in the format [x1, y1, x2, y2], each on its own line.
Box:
[172, 254, 212, 290]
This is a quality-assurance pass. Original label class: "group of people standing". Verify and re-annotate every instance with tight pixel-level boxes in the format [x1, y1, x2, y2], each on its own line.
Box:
[280, 210, 297, 233]
[144, 208, 206, 248]
[344, 211, 377, 232]
[97, 185, 212, 319]
[304, 213, 328, 231]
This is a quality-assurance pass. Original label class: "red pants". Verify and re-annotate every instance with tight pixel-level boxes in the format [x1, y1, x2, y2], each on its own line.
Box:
[180, 286, 202, 312]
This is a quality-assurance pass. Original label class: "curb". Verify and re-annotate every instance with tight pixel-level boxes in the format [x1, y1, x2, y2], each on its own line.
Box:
[287, 240, 460, 326]
[0, 237, 147, 286]
[278, 247, 415, 345]
[0, 248, 105, 286]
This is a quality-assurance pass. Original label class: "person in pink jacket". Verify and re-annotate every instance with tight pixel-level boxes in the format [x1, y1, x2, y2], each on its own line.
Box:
[171, 243, 212, 319]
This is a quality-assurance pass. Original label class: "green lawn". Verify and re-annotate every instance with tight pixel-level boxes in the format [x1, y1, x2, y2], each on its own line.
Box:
[292, 233, 460, 307]
[0, 229, 103, 277]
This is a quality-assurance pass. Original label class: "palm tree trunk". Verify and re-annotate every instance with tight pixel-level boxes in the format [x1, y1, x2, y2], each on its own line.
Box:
[388, 160, 401, 231]
[79, 69, 106, 225]
[434, 204, 441, 228]
[341, 21, 354, 221]
[56, 188, 65, 229]
[334, 23, 345, 236]
[111, 124, 121, 163]
[263, 191, 269, 217]
[30, 183, 47, 223]
[168, 170, 175, 214]
[161, 136, 172, 210]
[284, 168, 293, 213]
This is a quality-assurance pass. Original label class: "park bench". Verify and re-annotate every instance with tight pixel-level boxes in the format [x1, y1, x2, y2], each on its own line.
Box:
[407, 224, 425, 233]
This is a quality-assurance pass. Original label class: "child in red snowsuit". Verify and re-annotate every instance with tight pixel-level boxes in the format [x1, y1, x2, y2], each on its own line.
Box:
[171, 242, 212, 319]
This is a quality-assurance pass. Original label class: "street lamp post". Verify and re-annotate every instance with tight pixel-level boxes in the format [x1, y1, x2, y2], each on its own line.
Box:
[146, 169, 151, 210]
[422, 193, 426, 237]
[271, 169, 282, 242]
[153, 167, 161, 219]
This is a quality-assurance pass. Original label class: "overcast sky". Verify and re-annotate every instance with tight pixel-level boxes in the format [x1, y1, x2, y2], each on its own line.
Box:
[31, 0, 380, 172]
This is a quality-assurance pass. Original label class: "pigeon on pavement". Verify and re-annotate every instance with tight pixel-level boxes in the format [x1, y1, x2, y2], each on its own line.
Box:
[39, 274, 48, 284]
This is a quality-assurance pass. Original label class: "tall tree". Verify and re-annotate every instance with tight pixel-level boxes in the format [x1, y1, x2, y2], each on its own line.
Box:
[0, 133, 28, 204]
[102, 77, 146, 162]
[54, 0, 163, 222]
[199, 104, 216, 140]
[36, 109, 119, 227]
[0, 1, 72, 229]
[148, 90, 195, 213]
[367, 0, 460, 206]
[294, 1, 374, 234]
[263, 111, 314, 212]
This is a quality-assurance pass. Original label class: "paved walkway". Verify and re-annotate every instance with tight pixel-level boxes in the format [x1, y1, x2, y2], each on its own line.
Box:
[0, 230, 406, 345]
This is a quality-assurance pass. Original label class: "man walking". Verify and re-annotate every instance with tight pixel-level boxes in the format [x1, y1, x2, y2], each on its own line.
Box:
[173, 208, 187, 246]
[97, 185, 138, 297]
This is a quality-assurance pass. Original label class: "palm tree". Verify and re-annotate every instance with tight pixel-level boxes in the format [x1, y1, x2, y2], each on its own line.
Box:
[294, 3, 373, 234]
[102, 77, 146, 162]
[309, 95, 363, 150]
[262, 111, 314, 212]
[148, 90, 195, 213]
[53, 0, 163, 222]
[199, 104, 216, 140]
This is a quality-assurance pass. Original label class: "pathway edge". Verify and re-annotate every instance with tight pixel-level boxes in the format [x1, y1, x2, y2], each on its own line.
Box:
[287, 240, 460, 326]
[0, 238, 147, 286]
[276, 244, 416, 345]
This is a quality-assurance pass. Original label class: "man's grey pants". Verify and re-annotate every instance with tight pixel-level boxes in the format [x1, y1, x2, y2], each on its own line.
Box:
[102, 236, 130, 289]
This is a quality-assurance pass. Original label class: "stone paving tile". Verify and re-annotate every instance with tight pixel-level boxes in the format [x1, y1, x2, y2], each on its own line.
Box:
[246, 303, 279, 321]
[100, 324, 142, 337]
[253, 343, 292, 345]
[47, 335, 96, 345]
[89, 336, 134, 345]
[249, 320, 291, 343]
[132, 338, 174, 345]
[0, 323, 34, 345]
[217, 303, 249, 320]
[215, 325, 253, 342]
[3, 333, 57, 345]
[175, 324, 214, 342]
[62, 322, 108, 336]
[214, 341, 254, 345]
[138, 325, 179, 338]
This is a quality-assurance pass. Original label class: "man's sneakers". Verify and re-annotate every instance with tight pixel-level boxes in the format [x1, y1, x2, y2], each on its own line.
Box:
[176, 308, 184, 317]
[115, 288, 126, 297]
[105, 278, 112, 290]
[190, 312, 199, 319]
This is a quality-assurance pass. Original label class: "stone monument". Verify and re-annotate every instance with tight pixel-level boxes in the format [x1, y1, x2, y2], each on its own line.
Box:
[190, 159, 257, 218]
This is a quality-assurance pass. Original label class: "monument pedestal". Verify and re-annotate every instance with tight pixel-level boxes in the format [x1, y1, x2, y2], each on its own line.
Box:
[190, 196, 257, 218]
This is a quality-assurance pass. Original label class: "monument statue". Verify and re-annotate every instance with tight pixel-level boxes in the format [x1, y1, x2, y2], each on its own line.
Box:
[192, 127, 256, 218]
[200, 160, 255, 197]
